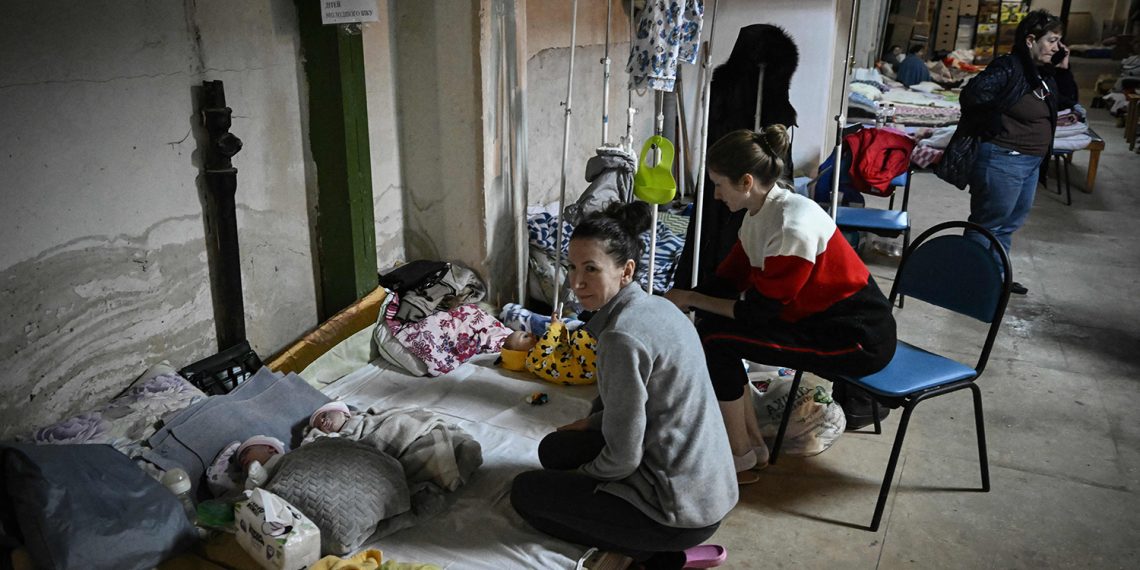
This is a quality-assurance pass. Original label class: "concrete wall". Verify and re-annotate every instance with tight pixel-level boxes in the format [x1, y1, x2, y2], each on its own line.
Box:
[525, 0, 844, 197]
[0, 0, 321, 438]
[0, 0, 849, 438]
[525, 0, 655, 207]
[854, 0, 891, 67]
[1069, 0, 1119, 43]
[390, 1, 488, 279]
[680, 0, 843, 176]
[363, 1, 407, 272]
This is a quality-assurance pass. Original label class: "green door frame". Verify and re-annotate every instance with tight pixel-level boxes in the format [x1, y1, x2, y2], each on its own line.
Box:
[296, 1, 378, 320]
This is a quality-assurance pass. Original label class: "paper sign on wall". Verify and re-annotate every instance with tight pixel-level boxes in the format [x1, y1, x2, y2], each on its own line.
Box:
[321, 0, 379, 25]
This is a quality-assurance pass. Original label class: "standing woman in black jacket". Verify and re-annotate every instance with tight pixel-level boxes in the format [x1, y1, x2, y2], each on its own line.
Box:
[955, 10, 1063, 295]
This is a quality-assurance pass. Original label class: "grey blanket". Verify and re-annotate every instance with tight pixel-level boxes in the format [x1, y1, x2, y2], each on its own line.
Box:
[144, 367, 329, 498]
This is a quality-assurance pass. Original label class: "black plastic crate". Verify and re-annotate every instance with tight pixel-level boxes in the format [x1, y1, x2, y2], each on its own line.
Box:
[178, 340, 263, 396]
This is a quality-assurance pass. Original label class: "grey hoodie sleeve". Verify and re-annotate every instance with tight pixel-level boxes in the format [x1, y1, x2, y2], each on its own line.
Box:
[579, 331, 650, 481]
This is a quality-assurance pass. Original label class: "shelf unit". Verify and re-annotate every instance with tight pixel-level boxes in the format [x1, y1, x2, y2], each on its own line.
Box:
[929, 0, 1027, 64]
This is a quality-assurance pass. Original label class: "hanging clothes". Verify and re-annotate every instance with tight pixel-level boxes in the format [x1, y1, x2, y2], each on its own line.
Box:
[627, 0, 704, 91]
[563, 146, 637, 225]
[675, 24, 800, 289]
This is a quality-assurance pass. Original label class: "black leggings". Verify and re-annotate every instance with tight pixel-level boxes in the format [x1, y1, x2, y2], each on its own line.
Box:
[510, 430, 719, 567]
[698, 312, 895, 401]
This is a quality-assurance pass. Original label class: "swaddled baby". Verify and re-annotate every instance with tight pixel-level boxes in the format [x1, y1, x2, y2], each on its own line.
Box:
[205, 434, 286, 498]
[303, 400, 482, 494]
[498, 316, 598, 386]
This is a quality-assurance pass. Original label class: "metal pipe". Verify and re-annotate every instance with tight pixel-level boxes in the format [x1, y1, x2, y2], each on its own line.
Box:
[624, 0, 636, 153]
[503, 1, 529, 305]
[754, 64, 766, 131]
[199, 80, 247, 350]
[689, 0, 718, 290]
[553, 0, 579, 313]
[829, 0, 861, 222]
[675, 87, 686, 198]
[647, 91, 663, 291]
[648, 207, 658, 293]
[602, 0, 612, 144]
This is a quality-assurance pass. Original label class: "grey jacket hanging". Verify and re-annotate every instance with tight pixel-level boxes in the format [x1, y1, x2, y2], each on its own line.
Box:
[563, 147, 637, 225]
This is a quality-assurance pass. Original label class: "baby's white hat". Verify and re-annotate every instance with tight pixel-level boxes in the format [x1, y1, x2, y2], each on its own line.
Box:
[309, 400, 351, 427]
[237, 435, 285, 457]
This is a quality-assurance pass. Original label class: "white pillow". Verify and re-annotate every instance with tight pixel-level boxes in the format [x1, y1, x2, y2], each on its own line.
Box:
[300, 325, 376, 387]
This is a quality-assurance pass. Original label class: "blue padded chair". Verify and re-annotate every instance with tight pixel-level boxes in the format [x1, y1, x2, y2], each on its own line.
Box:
[818, 142, 914, 306]
[769, 220, 1013, 532]
[835, 169, 911, 250]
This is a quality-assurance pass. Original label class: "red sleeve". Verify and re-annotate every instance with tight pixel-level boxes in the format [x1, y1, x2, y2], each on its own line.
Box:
[750, 254, 814, 304]
[714, 241, 753, 292]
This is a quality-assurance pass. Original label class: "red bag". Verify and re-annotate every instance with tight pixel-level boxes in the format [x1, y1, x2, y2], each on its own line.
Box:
[843, 128, 916, 197]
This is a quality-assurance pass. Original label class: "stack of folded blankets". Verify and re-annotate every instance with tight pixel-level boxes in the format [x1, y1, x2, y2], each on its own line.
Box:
[1053, 109, 1091, 151]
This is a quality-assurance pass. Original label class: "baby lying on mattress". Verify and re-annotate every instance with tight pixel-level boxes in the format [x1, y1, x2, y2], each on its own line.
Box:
[302, 401, 483, 493]
[206, 401, 485, 554]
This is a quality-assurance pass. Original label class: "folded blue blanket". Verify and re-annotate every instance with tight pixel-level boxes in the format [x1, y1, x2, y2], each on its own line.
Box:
[144, 367, 329, 498]
[499, 303, 584, 336]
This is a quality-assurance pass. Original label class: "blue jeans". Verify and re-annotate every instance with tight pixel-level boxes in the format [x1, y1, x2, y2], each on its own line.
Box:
[965, 142, 1043, 266]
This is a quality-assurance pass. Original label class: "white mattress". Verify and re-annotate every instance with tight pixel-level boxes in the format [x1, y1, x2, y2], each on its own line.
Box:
[321, 354, 600, 569]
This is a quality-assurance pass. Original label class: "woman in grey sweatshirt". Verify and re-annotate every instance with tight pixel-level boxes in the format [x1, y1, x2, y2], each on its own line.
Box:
[511, 201, 738, 569]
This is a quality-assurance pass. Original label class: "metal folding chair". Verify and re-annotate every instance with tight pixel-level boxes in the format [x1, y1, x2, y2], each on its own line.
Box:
[770, 221, 1013, 531]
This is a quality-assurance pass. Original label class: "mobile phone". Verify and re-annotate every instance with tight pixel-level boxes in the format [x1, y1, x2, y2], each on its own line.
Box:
[1052, 47, 1069, 65]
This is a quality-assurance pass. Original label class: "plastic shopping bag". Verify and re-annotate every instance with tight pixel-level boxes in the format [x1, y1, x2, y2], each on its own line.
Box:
[750, 370, 846, 456]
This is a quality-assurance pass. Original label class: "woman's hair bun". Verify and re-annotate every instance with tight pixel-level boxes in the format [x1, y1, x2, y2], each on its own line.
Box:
[762, 124, 791, 159]
[601, 200, 652, 237]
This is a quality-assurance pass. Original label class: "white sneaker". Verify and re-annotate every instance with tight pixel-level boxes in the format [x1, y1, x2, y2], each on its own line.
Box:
[732, 449, 757, 472]
[733, 449, 761, 485]
[753, 439, 770, 470]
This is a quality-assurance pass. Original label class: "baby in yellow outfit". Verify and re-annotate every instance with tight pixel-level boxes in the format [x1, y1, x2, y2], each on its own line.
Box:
[499, 318, 597, 385]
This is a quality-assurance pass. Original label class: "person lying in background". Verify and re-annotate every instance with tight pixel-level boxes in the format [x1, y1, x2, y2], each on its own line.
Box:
[897, 44, 933, 87]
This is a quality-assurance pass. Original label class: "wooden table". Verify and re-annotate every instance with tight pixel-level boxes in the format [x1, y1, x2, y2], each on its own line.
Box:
[1082, 128, 1105, 194]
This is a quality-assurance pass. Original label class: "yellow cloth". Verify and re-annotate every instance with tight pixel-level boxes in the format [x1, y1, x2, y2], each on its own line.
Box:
[310, 550, 442, 570]
[525, 321, 597, 385]
[311, 550, 383, 570]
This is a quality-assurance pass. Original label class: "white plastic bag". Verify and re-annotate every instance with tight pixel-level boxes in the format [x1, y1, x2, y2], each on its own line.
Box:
[234, 489, 321, 570]
[750, 371, 846, 456]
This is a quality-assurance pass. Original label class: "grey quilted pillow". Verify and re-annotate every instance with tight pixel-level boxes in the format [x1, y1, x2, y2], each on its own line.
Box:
[266, 438, 411, 554]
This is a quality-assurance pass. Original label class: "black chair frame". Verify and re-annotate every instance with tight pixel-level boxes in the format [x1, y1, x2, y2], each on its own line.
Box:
[769, 221, 1012, 532]
[835, 167, 914, 308]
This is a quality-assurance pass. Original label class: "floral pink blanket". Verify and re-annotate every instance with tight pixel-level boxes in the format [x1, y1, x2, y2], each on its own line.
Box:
[385, 296, 511, 376]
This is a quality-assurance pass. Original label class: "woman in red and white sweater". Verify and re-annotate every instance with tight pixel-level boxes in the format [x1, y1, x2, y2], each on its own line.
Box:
[665, 127, 896, 482]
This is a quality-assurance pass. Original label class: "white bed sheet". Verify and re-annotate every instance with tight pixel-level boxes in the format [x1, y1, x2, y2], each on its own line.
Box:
[320, 354, 599, 569]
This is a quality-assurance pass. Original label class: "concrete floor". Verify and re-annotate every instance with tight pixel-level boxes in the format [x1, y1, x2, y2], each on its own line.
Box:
[711, 108, 1140, 569]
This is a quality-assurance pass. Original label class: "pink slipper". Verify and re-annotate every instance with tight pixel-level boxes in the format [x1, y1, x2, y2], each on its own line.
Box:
[683, 544, 727, 569]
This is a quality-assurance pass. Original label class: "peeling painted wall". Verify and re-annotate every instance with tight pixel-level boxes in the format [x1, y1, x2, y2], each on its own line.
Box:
[363, 0, 407, 272]
[0, 0, 319, 439]
[679, 0, 841, 176]
[391, 1, 488, 278]
[525, 41, 655, 207]
[526, 0, 843, 194]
